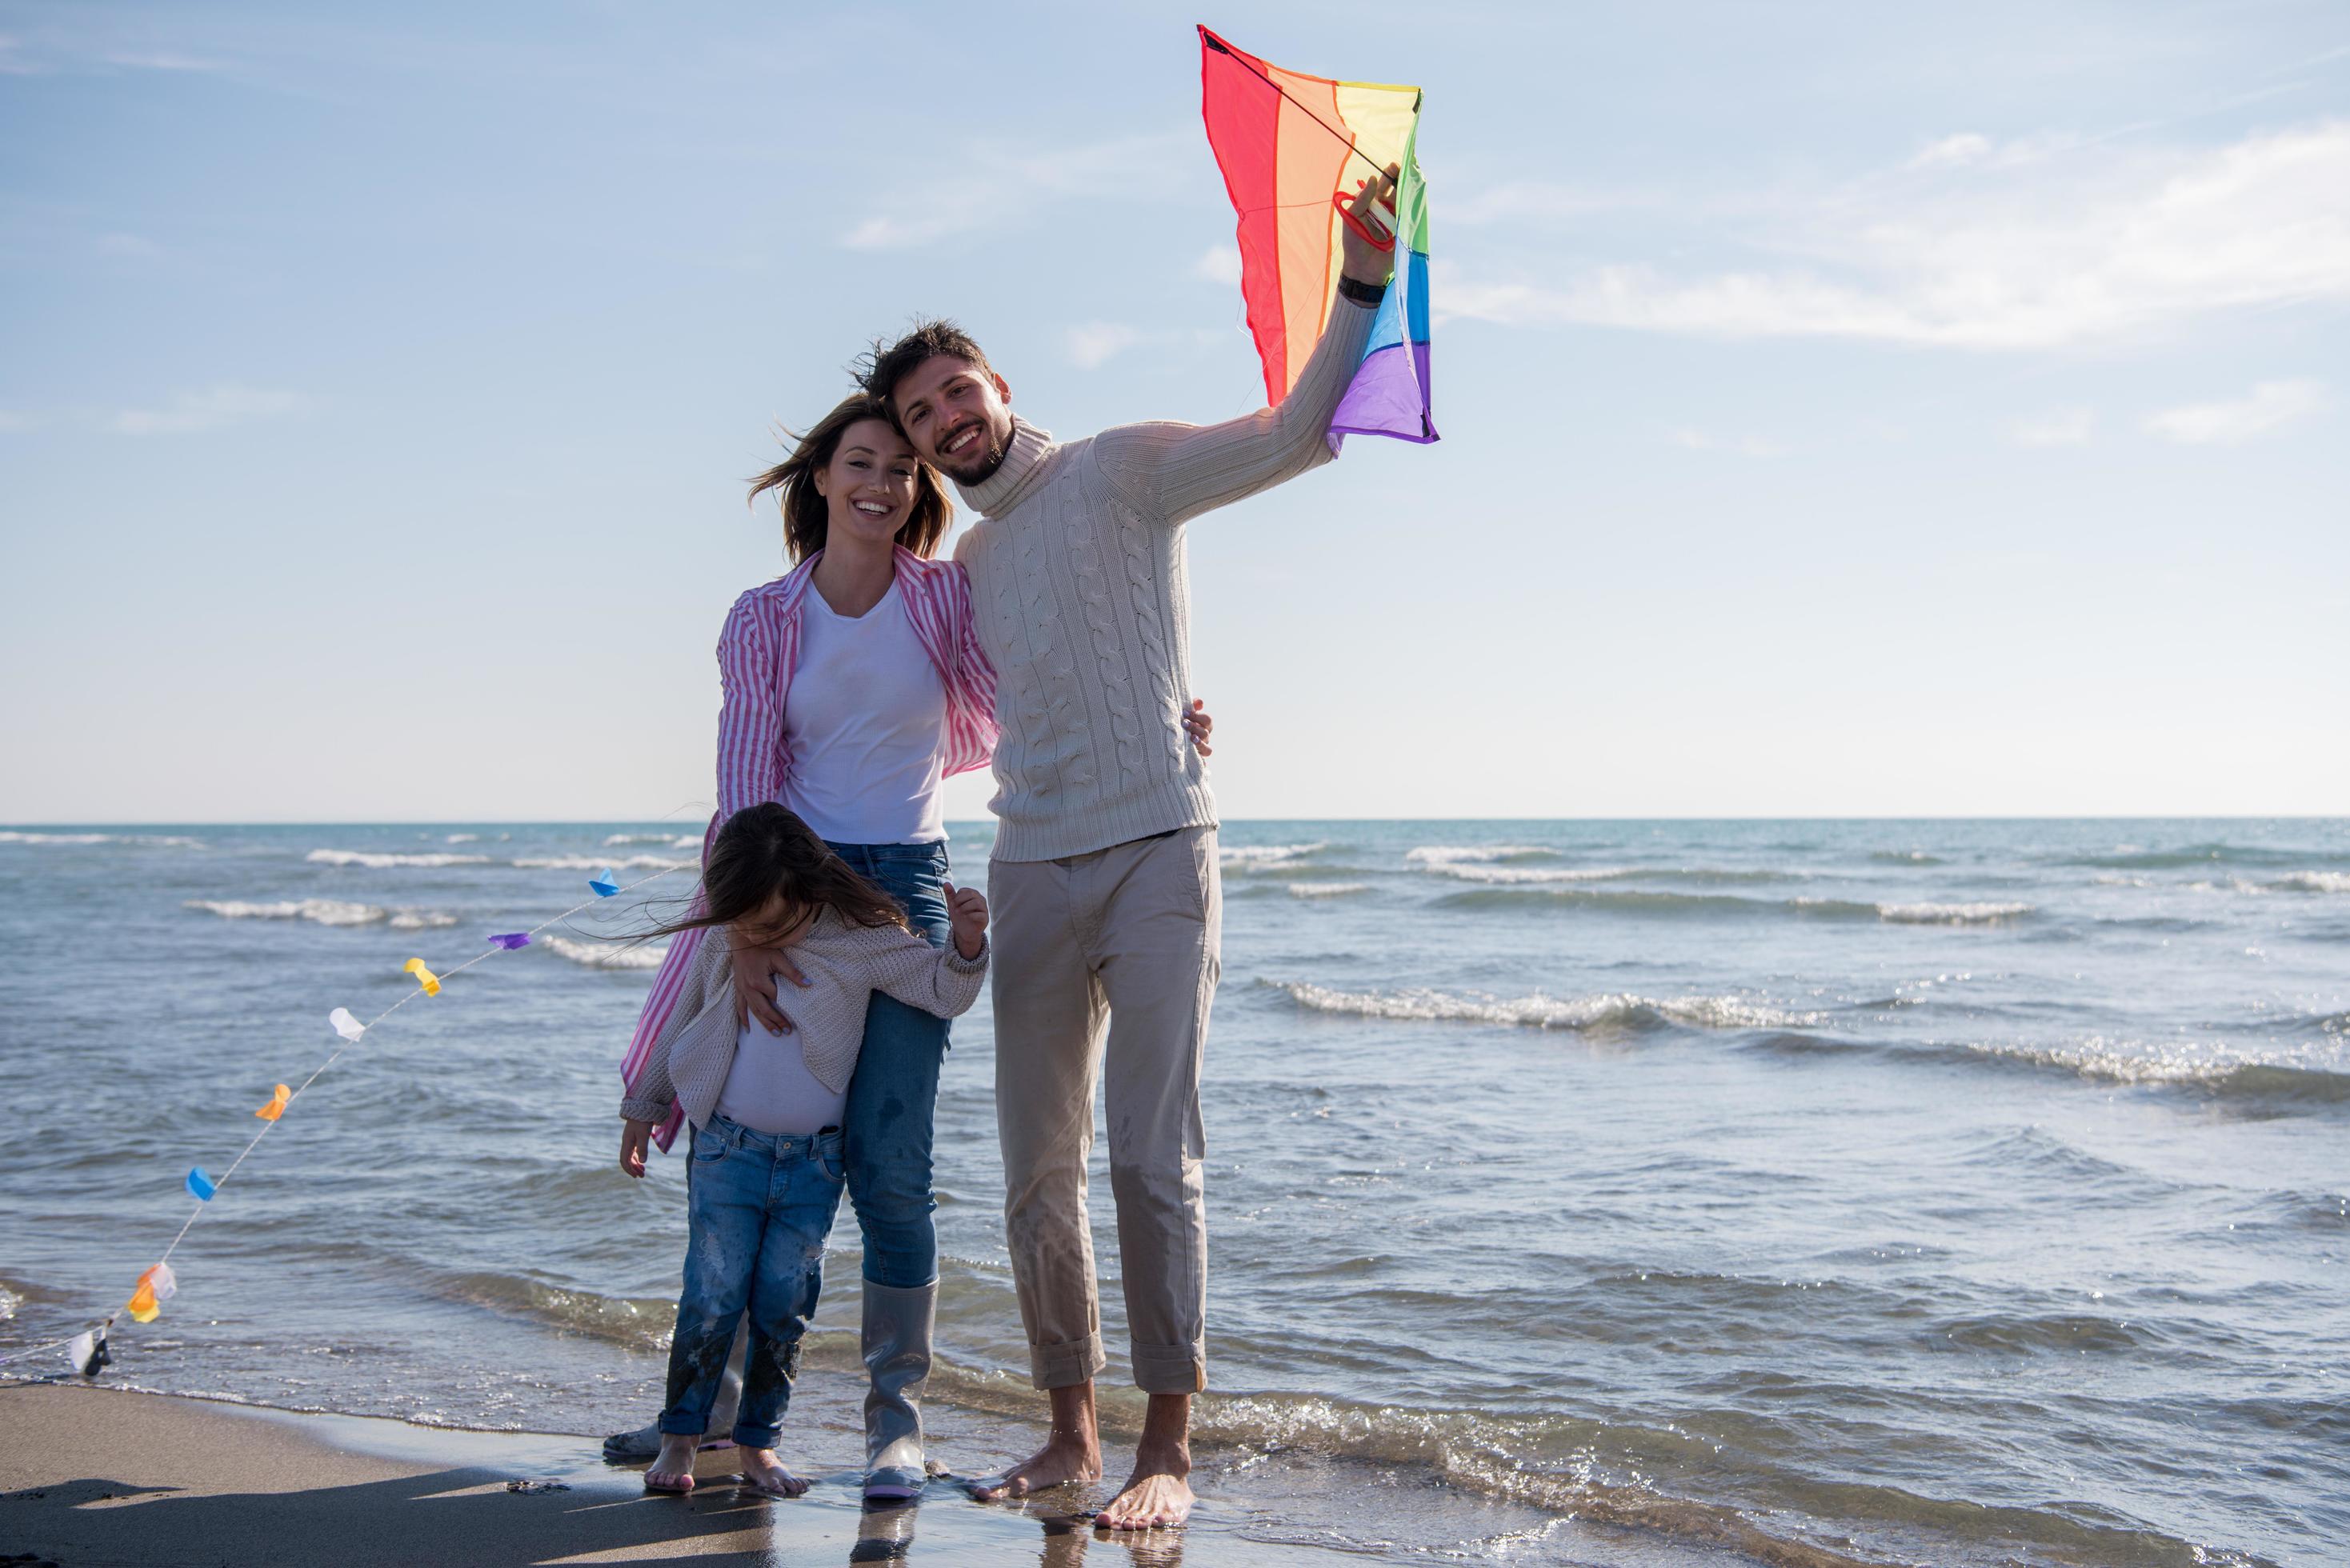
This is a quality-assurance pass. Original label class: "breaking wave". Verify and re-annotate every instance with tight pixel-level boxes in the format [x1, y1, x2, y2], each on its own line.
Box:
[1267, 980, 1822, 1032]
[541, 935, 668, 970]
[1221, 841, 1328, 868]
[1, 830, 203, 847]
[306, 849, 491, 870]
[1433, 886, 2032, 926]
[1874, 902, 2034, 925]
[603, 833, 703, 849]
[1405, 844, 1561, 866]
[512, 853, 692, 872]
[186, 898, 458, 930]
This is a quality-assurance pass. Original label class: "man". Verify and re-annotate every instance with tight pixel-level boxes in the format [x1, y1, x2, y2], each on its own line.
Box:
[859, 171, 1396, 1530]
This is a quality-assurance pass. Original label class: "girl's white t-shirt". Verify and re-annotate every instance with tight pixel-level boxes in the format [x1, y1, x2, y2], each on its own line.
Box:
[779, 579, 948, 846]
[716, 995, 847, 1135]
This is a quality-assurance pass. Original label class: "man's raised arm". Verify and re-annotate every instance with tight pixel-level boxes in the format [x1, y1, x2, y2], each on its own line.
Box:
[1096, 169, 1397, 526]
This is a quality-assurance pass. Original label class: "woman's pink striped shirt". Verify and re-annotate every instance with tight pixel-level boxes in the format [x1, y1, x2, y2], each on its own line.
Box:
[620, 547, 998, 1144]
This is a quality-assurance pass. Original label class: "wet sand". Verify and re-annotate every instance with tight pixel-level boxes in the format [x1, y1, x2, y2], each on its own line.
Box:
[0, 1382, 1356, 1567]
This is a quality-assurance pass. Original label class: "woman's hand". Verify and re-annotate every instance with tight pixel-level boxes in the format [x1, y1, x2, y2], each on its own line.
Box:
[619, 1118, 652, 1179]
[945, 880, 989, 960]
[729, 935, 807, 1035]
[1182, 697, 1215, 758]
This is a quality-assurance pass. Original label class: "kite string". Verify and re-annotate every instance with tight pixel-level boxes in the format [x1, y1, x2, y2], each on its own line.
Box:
[0, 858, 695, 1372]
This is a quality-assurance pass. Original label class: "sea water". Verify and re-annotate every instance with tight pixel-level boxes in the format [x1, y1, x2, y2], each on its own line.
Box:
[1, 820, 2343, 1566]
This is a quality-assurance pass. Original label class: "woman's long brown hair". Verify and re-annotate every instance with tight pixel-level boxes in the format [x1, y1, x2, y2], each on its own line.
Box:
[643, 802, 906, 946]
[747, 394, 952, 562]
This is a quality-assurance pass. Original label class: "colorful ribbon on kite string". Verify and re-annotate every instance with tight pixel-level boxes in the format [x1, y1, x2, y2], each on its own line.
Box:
[0, 862, 688, 1379]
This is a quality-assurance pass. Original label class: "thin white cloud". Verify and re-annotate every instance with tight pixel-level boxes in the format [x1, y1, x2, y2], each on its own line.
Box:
[1667, 427, 1786, 458]
[843, 133, 1187, 251]
[111, 384, 310, 435]
[2012, 407, 2096, 446]
[2145, 379, 2326, 444]
[0, 411, 34, 432]
[1064, 323, 1143, 370]
[102, 51, 229, 72]
[1440, 119, 2350, 350]
[1906, 133, 1995, 170]
[1192, 246, 1241, 286]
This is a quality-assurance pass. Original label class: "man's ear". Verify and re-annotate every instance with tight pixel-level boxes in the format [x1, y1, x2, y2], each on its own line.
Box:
[993, 371, 1013, 407]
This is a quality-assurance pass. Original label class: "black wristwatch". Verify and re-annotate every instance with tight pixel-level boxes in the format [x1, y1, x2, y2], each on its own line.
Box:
[1337, 274, 1387, 306]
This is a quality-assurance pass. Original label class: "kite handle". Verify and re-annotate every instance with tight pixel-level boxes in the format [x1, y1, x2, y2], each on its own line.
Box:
[1335, 190, 1397, 253]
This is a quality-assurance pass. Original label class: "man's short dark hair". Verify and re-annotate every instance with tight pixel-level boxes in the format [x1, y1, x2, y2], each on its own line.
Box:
[859, 318, 994, 412]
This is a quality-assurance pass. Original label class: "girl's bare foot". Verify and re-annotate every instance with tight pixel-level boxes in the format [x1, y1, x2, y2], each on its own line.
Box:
[644, 1433, 698, 1494]
[738, 1447, 808, 1498]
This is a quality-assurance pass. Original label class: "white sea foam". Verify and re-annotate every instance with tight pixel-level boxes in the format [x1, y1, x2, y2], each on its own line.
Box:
[542, 935, 670, 970]
[1288, 882, 1371, 898]
[444, 833, 479, 843]
[307, 849, 491, 870]
[1271, 982, 1820, 1031]
[1405, 845, 1555, 866]
[1876, 902, 2033, 925]
[1418, 862, 1634, 886]
[2274, 871, 2350, 894]
[389, 910, 460, 930]
[1222, 842, 1327, 868]
[189, 898, 386, 927]
[512, 854, 690, 872]
[1, 830, 202, 847]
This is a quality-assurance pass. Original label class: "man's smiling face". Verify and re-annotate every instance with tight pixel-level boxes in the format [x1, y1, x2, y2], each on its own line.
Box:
[891, 354, 1015, 486]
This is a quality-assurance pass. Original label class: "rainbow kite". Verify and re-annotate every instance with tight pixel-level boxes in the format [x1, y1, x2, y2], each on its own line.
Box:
[1198, 26, 1434, 448]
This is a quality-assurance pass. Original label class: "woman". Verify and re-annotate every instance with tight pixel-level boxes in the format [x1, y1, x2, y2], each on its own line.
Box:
[607, 395, 1211, 1501]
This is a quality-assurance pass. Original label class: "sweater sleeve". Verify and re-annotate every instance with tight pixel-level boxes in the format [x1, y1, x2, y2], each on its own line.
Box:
[1092, 294, 1378, 527]
[620, 934, 715, 1122]
[863, 923, 989, 1021]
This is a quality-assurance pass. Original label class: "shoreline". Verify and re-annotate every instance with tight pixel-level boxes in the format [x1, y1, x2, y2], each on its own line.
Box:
[0, 1381, 1381, 1566]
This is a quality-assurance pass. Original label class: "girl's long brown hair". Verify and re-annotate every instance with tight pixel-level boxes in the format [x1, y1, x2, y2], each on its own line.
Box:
[747, 394, 952, 562]
[643, 802, 906, 946]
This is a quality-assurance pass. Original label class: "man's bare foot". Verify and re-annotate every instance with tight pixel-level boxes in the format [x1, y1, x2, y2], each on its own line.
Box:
[737, 1447, 808, 1498]
[644, 1433, 698, 1494]
[971, 1430, 1103, 1500]
[1093, 1450, 1194, 1530]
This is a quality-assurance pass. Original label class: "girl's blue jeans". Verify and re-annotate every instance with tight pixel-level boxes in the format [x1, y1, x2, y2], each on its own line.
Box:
[829, 839, 951, 1291]
[659, 1118, 844, 1447]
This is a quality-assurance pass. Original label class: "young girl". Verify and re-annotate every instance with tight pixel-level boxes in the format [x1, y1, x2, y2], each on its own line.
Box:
[619, 801, 990, 1498]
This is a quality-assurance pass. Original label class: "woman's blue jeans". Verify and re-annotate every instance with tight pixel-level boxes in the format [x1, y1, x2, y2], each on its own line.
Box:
[828, 838, 951, 1291]
[659, 1118, 844, 1447]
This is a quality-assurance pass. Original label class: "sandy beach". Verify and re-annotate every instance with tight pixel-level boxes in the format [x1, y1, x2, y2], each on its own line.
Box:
[1, 1382, 1407, 1566]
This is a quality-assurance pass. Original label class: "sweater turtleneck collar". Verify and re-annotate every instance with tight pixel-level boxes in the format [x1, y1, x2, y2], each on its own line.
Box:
[955, 417, 1056, 518]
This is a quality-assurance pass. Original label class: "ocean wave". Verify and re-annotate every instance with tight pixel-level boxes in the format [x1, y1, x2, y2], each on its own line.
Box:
[1267, 980, 1821, 1032]
[0, 830, 203, 847]
[1287, 882, 1370, 899]
[1221, 841, 1327, 868]
[603, 833, 703, 849]
[2273, 871, 2350, 894]
[1419, 862, 1635, 885]
[541, 935, 669, 970]
[1874, 902, 2034, 925]
[307, 849, 491, 870]
[444, 833, 479, 843]
[1431, 886, 2028, 926]
[2062, 842, 2344, 870]
[1405, 844, 1560, 866]
[1944, 1038, 2350, 1104]
[511, 853, 691, 872]
[186, 898, 455, 930]
[1868, 850, 1945, 865]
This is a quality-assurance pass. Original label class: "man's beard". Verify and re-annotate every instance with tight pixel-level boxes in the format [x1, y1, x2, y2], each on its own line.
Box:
[939, 419, 1010, 486]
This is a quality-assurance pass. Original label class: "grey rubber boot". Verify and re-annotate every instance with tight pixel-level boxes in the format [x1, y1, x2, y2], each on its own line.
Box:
[602, 1317, 751, 1461]
[860, 1280, 937, 1499]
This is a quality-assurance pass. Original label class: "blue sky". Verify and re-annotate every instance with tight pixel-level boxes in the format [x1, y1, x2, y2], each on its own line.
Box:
[2, 0, 2344, 822]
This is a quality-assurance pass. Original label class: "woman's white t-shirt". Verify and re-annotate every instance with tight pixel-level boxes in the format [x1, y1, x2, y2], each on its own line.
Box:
[779, 579, 948, 846]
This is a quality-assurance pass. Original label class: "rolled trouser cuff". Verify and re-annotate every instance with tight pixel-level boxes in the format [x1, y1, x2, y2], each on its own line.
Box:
[1028, 1332, 1109, 1390]
[1131, 1340, 1207, 1395]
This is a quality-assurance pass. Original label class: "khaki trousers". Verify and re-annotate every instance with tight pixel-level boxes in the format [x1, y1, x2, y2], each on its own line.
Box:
[989, 826, 1220, 1394]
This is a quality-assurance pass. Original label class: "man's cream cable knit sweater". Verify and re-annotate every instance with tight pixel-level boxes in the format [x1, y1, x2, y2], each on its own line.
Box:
[953, 294, 1378, 862]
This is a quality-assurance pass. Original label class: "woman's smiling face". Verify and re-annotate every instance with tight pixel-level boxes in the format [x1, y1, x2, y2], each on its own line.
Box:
[814, 417, 922, 550]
